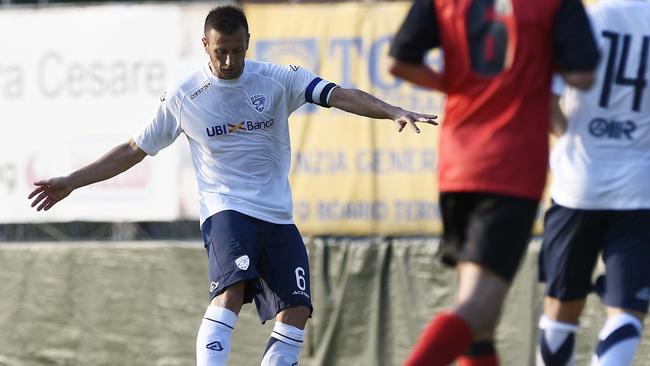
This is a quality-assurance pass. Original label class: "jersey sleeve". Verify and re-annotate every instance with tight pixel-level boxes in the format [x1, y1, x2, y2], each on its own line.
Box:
[133, 90, 182, 156]
[281, 65, 339, 113]
[389, 0, 440, 64]
[552, 0, 599, 72]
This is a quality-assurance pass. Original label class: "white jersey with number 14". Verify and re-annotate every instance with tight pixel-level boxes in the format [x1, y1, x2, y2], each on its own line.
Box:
[551, 0, 650, 209]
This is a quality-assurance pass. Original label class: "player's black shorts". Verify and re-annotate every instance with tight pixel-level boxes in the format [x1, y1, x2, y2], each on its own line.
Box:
[539, 203, 650, 313]
[201, 210, 312, 323]
[439, 192, 538, 282]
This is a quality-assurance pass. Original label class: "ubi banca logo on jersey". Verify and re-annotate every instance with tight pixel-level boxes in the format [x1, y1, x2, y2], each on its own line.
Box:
[206, 118, 274, 137]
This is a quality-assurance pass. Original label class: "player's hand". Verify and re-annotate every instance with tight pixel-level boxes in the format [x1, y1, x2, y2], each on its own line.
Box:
[28, 177, 74, 211]
[393, 109, 438, 133]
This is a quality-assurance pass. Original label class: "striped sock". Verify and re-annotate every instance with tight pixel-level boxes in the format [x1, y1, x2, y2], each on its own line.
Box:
[261, 321, 304, 366]
[537, 315, 578, 366]
[590, 313, 642, 366]
[196, 305, 238, 366]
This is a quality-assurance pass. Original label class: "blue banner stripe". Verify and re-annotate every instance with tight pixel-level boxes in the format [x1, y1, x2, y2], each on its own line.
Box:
[305, 77, 322, 104]
[319, 83, 337, 107]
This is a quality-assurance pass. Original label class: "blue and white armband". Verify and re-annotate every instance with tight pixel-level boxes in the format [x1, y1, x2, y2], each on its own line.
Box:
[305, 77, 339, 108]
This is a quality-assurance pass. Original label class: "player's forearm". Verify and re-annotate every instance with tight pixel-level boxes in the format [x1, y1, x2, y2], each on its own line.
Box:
[66, 140, 146, 189]
[329, 88, 404, 120]
[388, 59, 445, 92]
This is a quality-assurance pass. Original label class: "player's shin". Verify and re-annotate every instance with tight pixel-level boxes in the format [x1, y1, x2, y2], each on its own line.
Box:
[261, 321, 305, 366]
[590, 313, 642, 366]
[537, 315, 578, 366]
[196, 305, 238, 366]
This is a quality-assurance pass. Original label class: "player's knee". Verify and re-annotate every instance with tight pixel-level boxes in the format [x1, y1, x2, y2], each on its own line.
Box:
[606, 307, 645, 322]
[543, 297, 585, 324]
[277, 306, 311, 328]
[210, 281, 246, 314]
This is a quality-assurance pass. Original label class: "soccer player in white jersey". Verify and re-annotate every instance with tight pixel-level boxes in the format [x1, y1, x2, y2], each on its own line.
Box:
[27, 5, 437, 366]
[537, 1, 650, 365]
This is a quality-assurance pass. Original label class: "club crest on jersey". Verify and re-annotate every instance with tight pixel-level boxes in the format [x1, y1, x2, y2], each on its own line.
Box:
[235, 255, 250, 271]
[250, 94, 266, 113]
[159, 92, 166, 102]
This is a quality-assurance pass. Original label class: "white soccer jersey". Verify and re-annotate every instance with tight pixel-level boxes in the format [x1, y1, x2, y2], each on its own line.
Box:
[550, 0, 650, 210]
[134, 60, 338, 225]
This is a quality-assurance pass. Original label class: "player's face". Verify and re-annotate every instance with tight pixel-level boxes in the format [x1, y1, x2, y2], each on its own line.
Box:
[203, 27, 250, 80]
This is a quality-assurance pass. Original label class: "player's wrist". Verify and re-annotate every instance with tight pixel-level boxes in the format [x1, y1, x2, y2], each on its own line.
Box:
[389, 106, 405, 121]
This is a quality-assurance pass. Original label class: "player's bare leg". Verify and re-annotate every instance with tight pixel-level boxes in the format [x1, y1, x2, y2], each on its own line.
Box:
[537, 297, 584, 366]
[454, 262, 509, 335]
[261, 306, 310, 366]
[405, 262, 508, 366]
[196, 281, 246, 366]
[453, 262, 508, 366]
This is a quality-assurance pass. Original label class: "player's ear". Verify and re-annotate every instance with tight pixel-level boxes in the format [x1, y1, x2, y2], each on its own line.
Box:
[202, 36, 209, 55]
[245, 33, 250, 50]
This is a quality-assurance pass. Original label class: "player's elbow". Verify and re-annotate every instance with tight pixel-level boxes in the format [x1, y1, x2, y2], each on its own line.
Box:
[388, 58, 406, 79]
[562, 71, 595, 90]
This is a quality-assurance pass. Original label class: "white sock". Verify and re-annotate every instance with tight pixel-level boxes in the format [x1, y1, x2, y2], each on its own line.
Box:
[261, 321, 305, 366]
[196, 306, 238, 366]
[590, 313, 642, 366]
[537, 315, 578, 366]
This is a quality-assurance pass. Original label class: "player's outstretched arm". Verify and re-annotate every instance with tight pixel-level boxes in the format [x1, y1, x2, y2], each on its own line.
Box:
[28, 139, 147, 211]
[387, 58, 445, 92]
[327, 87, 437, 133]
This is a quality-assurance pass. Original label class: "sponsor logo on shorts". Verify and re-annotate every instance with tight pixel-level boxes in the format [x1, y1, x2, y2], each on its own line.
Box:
[190, 82, 211, 100]
[206, 341, 223, 351]
[250, 94, 267, 113]
[206, 119, 274, 137]
[210, 281, 219, 292]
[235, 255, 250, 271]
[635, 287, 650, 301]
[292, 290, 311, 299]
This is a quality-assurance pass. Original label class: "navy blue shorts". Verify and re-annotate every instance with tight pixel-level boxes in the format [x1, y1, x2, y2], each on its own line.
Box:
[201, 210, 312, 323]
[439, 192, 538, 282]
[539, 203, 650, 313]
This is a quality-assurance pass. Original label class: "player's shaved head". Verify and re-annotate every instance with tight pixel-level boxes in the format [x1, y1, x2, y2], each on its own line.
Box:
[204, 5, 249, 36]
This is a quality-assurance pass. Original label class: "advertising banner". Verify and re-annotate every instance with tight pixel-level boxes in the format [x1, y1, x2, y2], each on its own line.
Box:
[244, 2, 445, 235]
[0, 5, 183, 222]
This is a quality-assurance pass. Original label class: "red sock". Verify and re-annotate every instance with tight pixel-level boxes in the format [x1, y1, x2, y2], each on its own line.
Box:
[404, 312, 473, 366]
[457, 341, 499, 366]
